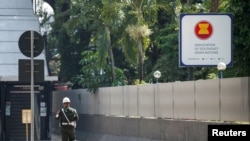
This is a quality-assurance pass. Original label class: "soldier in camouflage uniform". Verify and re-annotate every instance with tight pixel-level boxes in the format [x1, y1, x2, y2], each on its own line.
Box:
[55, 97, 79, 141]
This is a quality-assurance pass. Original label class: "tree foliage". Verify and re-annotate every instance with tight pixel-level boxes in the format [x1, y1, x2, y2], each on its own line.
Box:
[222, 0, 250, 77]
[43, 0, 250, 92]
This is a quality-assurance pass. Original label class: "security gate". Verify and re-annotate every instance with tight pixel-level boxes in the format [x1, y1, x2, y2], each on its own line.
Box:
[0, 82, 52, 141]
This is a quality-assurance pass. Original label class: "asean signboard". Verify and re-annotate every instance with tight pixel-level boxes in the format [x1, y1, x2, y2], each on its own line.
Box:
[179, 13, 233, 67]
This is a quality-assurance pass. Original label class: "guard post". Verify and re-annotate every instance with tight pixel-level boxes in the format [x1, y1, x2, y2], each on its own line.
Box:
[22, 109, 31, 141]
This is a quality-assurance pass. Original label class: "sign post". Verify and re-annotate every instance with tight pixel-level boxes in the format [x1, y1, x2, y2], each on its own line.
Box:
[18, 30, 44, 141]
[30, 30, 34, 141]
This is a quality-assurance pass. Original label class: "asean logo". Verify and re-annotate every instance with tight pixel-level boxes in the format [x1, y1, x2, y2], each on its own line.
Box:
[194, 21, 213, 40]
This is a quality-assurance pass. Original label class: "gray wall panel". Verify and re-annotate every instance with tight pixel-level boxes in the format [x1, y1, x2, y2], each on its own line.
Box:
[221, 77, 249, 121]
[98, 88, 110, 115]
[156, 83, 174, 118]
[138, 84, 154, 117]
[173, 81, 195, 119]
[52, 77, 250, 122]
[195, 79, 220, 120]
[126, 85, 139, 116]
[110, 86, 124, 116]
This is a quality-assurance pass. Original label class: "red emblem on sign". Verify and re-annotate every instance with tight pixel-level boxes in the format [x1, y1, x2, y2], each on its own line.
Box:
[194, 21, 213, 40]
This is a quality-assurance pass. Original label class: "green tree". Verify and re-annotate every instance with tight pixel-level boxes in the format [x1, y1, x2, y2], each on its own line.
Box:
[93, 0, 125, 82]
[221, 0, 250, 77]
[45, 0, 250, 88]
[74, 50, 127, 94]
[144, 0, 221, 82]
[64, 0, 128, 92]
[144, 0, 188, 82]
[48, 0, 91, 82]
[121, 0, 159, 83]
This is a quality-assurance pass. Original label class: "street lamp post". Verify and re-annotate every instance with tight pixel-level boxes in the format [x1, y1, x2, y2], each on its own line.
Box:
[217, 62, 226, 120]
[153, 71, 161, 83]
[217, 62, 227, 79]
[153, 71, 161, 117]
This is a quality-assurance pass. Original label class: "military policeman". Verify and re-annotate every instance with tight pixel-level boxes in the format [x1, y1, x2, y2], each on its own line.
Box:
[55, 97, 79, 141]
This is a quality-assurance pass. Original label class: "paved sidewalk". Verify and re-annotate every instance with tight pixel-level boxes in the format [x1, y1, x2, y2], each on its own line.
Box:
[51, 133, 61, 141]
[51, 132, 163, 141]
[51, 133, 81, 141]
